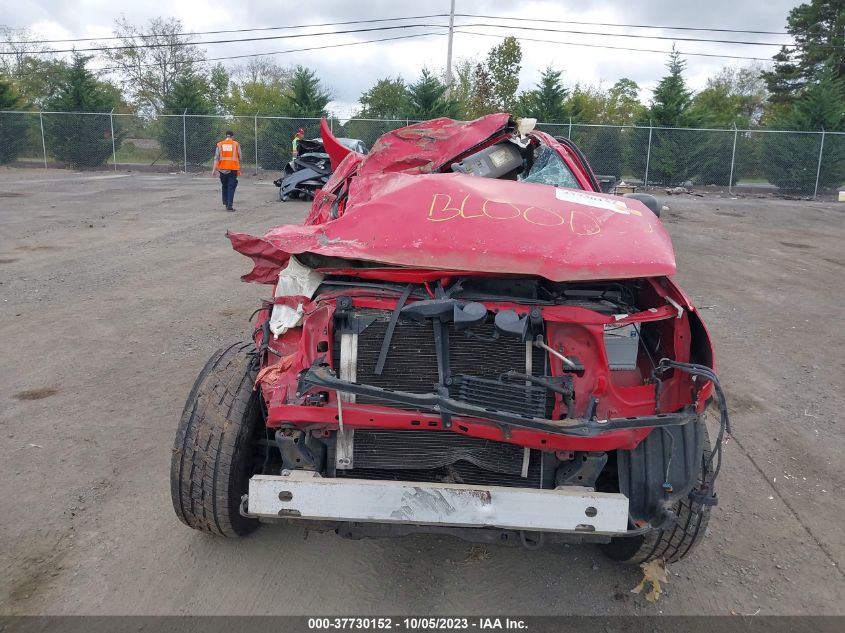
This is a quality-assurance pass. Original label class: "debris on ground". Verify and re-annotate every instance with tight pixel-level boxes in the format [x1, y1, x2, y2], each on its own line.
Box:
[730, 608, 761, 616]
[666, 186, 705, 196]
[631, 559, 669, 602]
[461, 544, 492, 564]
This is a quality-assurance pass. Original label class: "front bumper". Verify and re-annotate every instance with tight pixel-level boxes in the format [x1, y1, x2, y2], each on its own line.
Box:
[246, 471, 630, 534]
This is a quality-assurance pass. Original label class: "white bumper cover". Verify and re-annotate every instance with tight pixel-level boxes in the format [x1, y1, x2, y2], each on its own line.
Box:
[248, 472, 630, 533]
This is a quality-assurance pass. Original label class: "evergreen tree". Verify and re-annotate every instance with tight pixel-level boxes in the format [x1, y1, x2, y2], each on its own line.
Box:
[358, 77, 409, 119]
[650, 48, 693, 127]
[43, 54, 123, 168]
[406, 68, 460, 120]
[761, 73, 845, 192]
[0, 76, 30, 165]
[158, 72, 221, 167]
[518, 67, 568, 122]
[763, 0, 845, 104]
[282, 66, 331, 117]
[647, 48, 698, 185]
[258, 66, 331, 170]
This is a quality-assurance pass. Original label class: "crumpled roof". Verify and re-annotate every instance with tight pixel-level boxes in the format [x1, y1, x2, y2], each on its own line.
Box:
[229, 114, 675, 284]
[357, 113, 512, 176]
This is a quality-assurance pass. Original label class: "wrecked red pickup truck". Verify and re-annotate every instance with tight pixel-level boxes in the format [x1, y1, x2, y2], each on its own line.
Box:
[170, 113, 730, 563]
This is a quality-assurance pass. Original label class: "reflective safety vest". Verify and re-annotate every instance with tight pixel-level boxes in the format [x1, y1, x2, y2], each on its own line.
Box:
[216, 138, 240, 171]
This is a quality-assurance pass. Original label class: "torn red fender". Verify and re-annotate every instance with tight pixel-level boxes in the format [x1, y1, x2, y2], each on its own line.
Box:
[320, 117, 352, 171]
[227, 230, 292, 283]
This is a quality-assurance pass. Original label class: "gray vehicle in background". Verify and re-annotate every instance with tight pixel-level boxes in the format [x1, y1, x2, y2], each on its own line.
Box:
[274, 137, 367, 201]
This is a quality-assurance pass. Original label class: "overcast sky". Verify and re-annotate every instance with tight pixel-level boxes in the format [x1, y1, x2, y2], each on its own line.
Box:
[5, 0, 798, 115]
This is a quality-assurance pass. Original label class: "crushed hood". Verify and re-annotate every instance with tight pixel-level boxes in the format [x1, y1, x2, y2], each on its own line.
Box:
[231, 114, 675, 284]
[229, 169, 675, 283]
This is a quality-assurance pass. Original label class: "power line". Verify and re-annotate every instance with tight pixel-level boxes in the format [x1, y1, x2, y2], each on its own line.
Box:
[87, 32, 446, 74]
[454, 30, 773, 61]
[1, 23, 451, 55]
[451, 22, 794, 47]
[3, 18, 805, 58]
[197, 32, 445, 66]
[2, 20, 800, 59]
[11, 28, 770, 78]
[4, 32, 445, 79]
[3, 14, 449, 44]
[5, 12, 791, 47]
[455, 13, 790, 36]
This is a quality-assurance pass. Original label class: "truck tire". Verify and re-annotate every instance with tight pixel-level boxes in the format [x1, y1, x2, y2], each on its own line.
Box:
[600, 428, 713, 564]
[170, 342, 262, 537]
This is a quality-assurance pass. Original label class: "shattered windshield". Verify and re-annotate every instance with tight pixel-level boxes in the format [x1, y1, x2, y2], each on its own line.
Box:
[519, 145, 581, 189]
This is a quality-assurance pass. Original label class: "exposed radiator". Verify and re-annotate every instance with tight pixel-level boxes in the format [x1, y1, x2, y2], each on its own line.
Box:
[337, 430, 545, 488]
[352, 429, 525, 474]
[333, 309, 551, 417]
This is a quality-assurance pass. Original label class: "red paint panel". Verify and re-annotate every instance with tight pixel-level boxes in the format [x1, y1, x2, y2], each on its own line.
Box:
[229, 172, 674, 283]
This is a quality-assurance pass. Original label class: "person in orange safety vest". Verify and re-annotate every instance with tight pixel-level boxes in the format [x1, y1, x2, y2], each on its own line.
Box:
[212, 130, 241, 212]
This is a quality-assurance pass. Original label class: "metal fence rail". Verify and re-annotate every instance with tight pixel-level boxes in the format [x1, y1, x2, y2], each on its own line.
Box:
[1, 110, 843, 197]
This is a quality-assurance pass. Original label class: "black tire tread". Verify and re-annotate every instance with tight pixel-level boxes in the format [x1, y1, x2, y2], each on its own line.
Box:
[170, 342, 260, 537]
[602, 426, 713, 564]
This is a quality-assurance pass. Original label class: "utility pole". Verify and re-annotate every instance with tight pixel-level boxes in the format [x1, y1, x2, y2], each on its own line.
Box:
[445, 0, 456, 94]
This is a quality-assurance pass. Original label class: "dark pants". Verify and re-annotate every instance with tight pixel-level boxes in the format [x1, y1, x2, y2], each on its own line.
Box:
[219, 171, 238, 208]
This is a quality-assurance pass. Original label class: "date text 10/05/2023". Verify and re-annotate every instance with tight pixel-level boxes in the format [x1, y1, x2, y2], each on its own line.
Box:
[307, 617, 528, 630]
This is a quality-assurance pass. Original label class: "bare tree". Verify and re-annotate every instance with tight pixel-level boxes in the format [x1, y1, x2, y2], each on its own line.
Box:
[231, 57, 292, 86]
[0, 26, 48, 76]
[101, 16, 206, 113]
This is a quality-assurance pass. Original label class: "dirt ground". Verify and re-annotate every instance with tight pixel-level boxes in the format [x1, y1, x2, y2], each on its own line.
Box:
[1, 168, 844, 616]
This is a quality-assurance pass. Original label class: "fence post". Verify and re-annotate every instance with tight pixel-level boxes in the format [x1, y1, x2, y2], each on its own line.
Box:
[568, 116, 572, 139]
[728, 124, 738, 193]
[39, 111, 47, 169]
[643, 121, 653, 188]
[109, 108, 117, 171]
[254, 112, 259, 176]
[813, 128, 825, 199]
[182, 108, 188, 173]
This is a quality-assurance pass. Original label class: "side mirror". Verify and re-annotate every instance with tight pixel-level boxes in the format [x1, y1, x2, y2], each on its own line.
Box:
[623, 192, 661, 218]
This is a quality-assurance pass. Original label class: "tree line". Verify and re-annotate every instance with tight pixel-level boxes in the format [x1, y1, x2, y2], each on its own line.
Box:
[1, 0, 843, 190]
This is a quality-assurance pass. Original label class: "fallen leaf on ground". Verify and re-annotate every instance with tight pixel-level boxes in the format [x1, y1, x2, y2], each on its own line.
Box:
[631, 559, 669, 602]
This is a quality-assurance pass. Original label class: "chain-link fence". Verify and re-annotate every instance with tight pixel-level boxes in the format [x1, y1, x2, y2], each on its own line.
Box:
[2, 110, 843, 197]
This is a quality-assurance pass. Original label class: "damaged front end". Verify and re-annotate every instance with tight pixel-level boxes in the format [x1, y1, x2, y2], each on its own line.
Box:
[171, 114, 729, 560]
[242, 263, 728, 546]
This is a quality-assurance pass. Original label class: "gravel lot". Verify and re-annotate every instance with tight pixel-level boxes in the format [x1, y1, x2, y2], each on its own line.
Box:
[1, 168, 844, 615]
